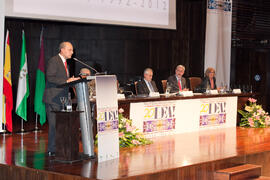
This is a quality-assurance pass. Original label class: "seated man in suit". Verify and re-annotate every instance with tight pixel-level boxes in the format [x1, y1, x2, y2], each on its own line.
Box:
[137, 68, 159, 95]
[167, 65, 188, 93]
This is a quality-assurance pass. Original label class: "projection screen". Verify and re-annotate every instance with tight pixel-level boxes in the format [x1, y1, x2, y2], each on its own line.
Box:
[5, 0, 176, 29]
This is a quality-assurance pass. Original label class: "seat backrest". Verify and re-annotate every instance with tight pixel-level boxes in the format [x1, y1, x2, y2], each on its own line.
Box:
[134, 81, 138, 95]
[161, 80, 167, 93]
[189, 77, 202, 91]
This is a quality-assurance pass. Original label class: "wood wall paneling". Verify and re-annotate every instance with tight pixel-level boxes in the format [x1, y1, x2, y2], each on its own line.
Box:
[5, 0, 207, 131]
[7, 0, 270, 130]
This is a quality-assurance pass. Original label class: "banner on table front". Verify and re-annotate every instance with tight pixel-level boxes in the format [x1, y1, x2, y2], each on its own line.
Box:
[204, 0, 232, 87]
[96, 75, 119, 162]
[131, 101, 176, 138]
[130, 96, 237, 137]
[199, 98, 226, 127]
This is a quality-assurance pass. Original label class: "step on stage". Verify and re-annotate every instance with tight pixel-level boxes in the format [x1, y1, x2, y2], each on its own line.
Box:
[0, 127, 270, 180]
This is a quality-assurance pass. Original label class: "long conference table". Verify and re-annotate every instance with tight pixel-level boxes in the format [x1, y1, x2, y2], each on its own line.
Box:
[112, 93, 254, 137]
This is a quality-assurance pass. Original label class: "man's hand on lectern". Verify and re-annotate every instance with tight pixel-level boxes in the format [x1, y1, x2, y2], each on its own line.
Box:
[67, 76, 80, 83]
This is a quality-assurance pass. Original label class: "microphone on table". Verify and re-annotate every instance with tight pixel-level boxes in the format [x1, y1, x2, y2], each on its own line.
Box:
[73, 58, 98, 74]
[119, 88, 135, 98]
[124, 91, 135, 98]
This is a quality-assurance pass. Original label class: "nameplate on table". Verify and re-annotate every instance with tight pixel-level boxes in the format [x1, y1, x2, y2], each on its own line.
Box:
[117, 94, 125, 99]
[149, 92, 160, 97]
[179, 91, 194, 97]
[209, 90, 219, 95]
[86, 76, 95, 80]
[232, 89, 241, 94]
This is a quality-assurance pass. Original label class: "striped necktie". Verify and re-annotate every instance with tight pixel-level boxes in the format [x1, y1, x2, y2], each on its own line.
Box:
[148, 81, 154, 92]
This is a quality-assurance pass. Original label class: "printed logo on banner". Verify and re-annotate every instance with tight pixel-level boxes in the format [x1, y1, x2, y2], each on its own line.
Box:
[143, 103, 176, 134]
[200, 100, 226, 127]
[97, 107, 119, 133]
[208, 0, 232, 12]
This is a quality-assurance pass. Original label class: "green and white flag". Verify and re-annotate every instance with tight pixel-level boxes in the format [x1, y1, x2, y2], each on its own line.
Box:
[16, 30, 29, 121]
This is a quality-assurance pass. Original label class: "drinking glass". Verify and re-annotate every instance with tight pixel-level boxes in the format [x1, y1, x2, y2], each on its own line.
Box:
[224, 83, 228, 93]
[220, 82, 224, 89]
[166, 83, 171, 95]
[220, 82, 227, 94]
[206, 82, 210, 94]
[60, 97, 66, 111]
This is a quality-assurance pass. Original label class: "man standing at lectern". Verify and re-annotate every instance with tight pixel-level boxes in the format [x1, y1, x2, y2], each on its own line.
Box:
[43, 42, 79, 156]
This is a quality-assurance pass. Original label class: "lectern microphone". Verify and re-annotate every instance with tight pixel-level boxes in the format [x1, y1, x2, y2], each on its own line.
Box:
[73, 58, 98, 74]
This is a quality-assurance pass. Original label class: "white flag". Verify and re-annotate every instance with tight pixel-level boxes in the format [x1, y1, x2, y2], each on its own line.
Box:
[204, 0, 232, 87]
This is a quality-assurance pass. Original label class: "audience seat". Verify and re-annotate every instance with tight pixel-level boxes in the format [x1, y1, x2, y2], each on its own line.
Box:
[189, 77, 202, 91]
[134, 81, 138, 95]
[161, 80, 167, 93]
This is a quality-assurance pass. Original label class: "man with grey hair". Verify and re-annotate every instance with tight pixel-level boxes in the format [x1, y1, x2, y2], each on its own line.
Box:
[167, 65, 188, 93]
[43, 41, 79, 156]
[137, 68, 159, 95]
[80, 68, 91, 77]
[79, 68, 96, 97]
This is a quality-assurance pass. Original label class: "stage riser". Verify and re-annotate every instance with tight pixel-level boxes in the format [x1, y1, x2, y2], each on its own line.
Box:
[1, 151, 269, 180]
[121, 156, 245, 180]
[0, 164, 91, 180]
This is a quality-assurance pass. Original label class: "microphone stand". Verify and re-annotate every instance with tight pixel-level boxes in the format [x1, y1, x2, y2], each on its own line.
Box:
[123, 91, 135, 98]
[73, 58, 98, 74]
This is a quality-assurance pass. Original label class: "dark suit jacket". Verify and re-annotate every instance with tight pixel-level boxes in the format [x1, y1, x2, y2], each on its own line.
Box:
[43, 55, 69, 106]
[137, 80, 158, 95]
[167, 75, 187, 93]
[199, 77, 217, 92]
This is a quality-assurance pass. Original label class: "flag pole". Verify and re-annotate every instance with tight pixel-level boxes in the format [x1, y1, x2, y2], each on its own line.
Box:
[1, 123, 6, 135]
[1, 119, 11, 136]
[34, 113, 41, 132]
[17, 119, 29, 135]
[20, 118, 24, 134]
[35, 113, 38, 131]
[35, 114, 38, 130]
[3, 123, 6, 134]
[1, 106, 8, 135]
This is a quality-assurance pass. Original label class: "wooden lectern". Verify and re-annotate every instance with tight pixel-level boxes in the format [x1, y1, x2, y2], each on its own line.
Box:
[54, 111, 82, 162]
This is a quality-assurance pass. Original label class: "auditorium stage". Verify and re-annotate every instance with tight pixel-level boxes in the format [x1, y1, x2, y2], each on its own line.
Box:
[0, 127, 270, 180]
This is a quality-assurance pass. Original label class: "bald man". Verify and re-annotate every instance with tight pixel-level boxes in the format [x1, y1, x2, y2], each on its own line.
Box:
[43, 41, 79, 156]
[137, 68, 159, 95]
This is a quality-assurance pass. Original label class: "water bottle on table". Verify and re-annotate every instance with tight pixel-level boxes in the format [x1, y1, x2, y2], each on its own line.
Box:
[66, 92, 72, 112]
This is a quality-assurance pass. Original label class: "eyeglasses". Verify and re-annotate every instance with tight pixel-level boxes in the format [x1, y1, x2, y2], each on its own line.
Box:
[176, 69, 184, 73]
[79, 73, 90, 76]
